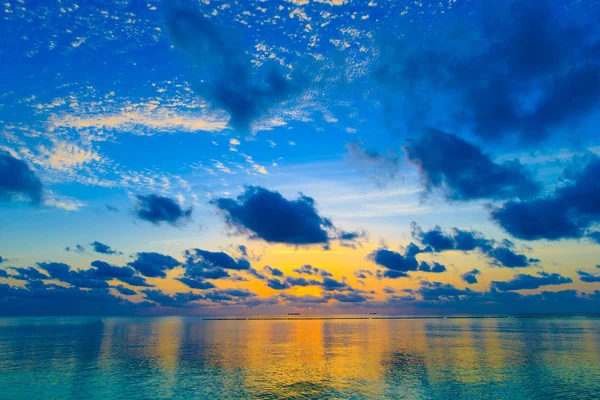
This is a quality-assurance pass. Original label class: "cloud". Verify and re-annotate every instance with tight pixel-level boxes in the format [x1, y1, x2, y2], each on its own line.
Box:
[0, 270, 8, 278]
[376, 1, 600, 143]
[325, 292, 369, 303]
[354, 269, 373, 279]
[345, 142, 401, 187]
[8, 267, 49, 281]
[417, 281, 472, 301]
[461, 269, 481, 284]
[204, 288, 257, 303]
[491, 272, 572, 291]
[184, 249, 251, 271]
[0, 150, 43, 204]
[411, 222, 538, 268]
[114, 286, 136, 296]
[263, 266, 284, 277]
[286, 276, 320, 287]
[33, 260, 152, 290]
[37, 262, 109, 289]
[490, 156, 600, 242]
[134, 194, 193, 226]
[176, 277, 217, 290]
[0, 282, 151, 316]
[279, 293, 330, 304]
[142, 289, 203, 308]
[89, 260, 136, 280]
[90, 241, 122, 255]
[367, 248, 418, 278]
[178, 249, 251, 287]
[266, 278, 290, 290]
[293, 264, 333, 278]
[213, 186, 340, 245]
[65, 244, 86, 254]
[166, 5, 305, 132]
[404, 130, 540, 201]
[417, 261, 447, 273]
[118, 275, 154, 287]
[577, 270, 600, 283]
[127, 252, 181, 278]
[319, 277, 352, 291]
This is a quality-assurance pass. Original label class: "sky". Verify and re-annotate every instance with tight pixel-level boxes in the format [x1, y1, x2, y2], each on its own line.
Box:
[1, 0, 600, 316]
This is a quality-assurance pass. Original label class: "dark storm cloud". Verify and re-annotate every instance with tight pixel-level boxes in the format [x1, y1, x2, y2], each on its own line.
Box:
[0, 270, 8, 278]
[577, 270, 600, 283]
[0, 150, 43, 205]
[376, 1, 600, 143]
[293, 264, 333, 278]
[90, 241, 122, 255]
[134, 194, 192, 227]
[166, 4, 305, 132]
[0, 256, 4, 264]
[128, 252, 181, 278]
[491, 272, 572, 291]
[213, 186, 338, 245]
[461, 269, 481, 284]
[404, 130, 540, 201]
[411, 223, 538, 268]
[490, 156, 600, 243]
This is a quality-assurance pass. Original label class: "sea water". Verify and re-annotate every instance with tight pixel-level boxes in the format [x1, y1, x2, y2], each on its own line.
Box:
[0, 317, 599, 399]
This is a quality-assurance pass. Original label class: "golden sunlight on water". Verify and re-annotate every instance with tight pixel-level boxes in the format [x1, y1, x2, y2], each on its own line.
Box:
[1, 317, 600, 399]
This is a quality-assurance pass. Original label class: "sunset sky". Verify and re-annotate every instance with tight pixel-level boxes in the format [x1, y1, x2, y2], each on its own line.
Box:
[1, 0, 599, 315]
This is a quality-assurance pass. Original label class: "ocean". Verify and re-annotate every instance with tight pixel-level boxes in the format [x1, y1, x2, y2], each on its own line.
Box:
[0, 316, 599, 399]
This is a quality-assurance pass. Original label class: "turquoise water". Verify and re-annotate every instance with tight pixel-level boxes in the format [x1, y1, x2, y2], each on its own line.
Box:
[0, 317, 599, 399]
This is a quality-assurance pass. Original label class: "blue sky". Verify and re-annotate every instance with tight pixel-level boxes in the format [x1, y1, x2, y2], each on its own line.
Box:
[1, 0, 600, 315]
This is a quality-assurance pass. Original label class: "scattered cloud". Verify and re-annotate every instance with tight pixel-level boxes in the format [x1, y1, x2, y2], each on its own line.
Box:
[134, 194, 193, 226]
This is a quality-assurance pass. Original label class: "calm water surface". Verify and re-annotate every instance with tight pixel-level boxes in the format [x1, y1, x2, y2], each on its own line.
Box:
[0, 317, 599, 399]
